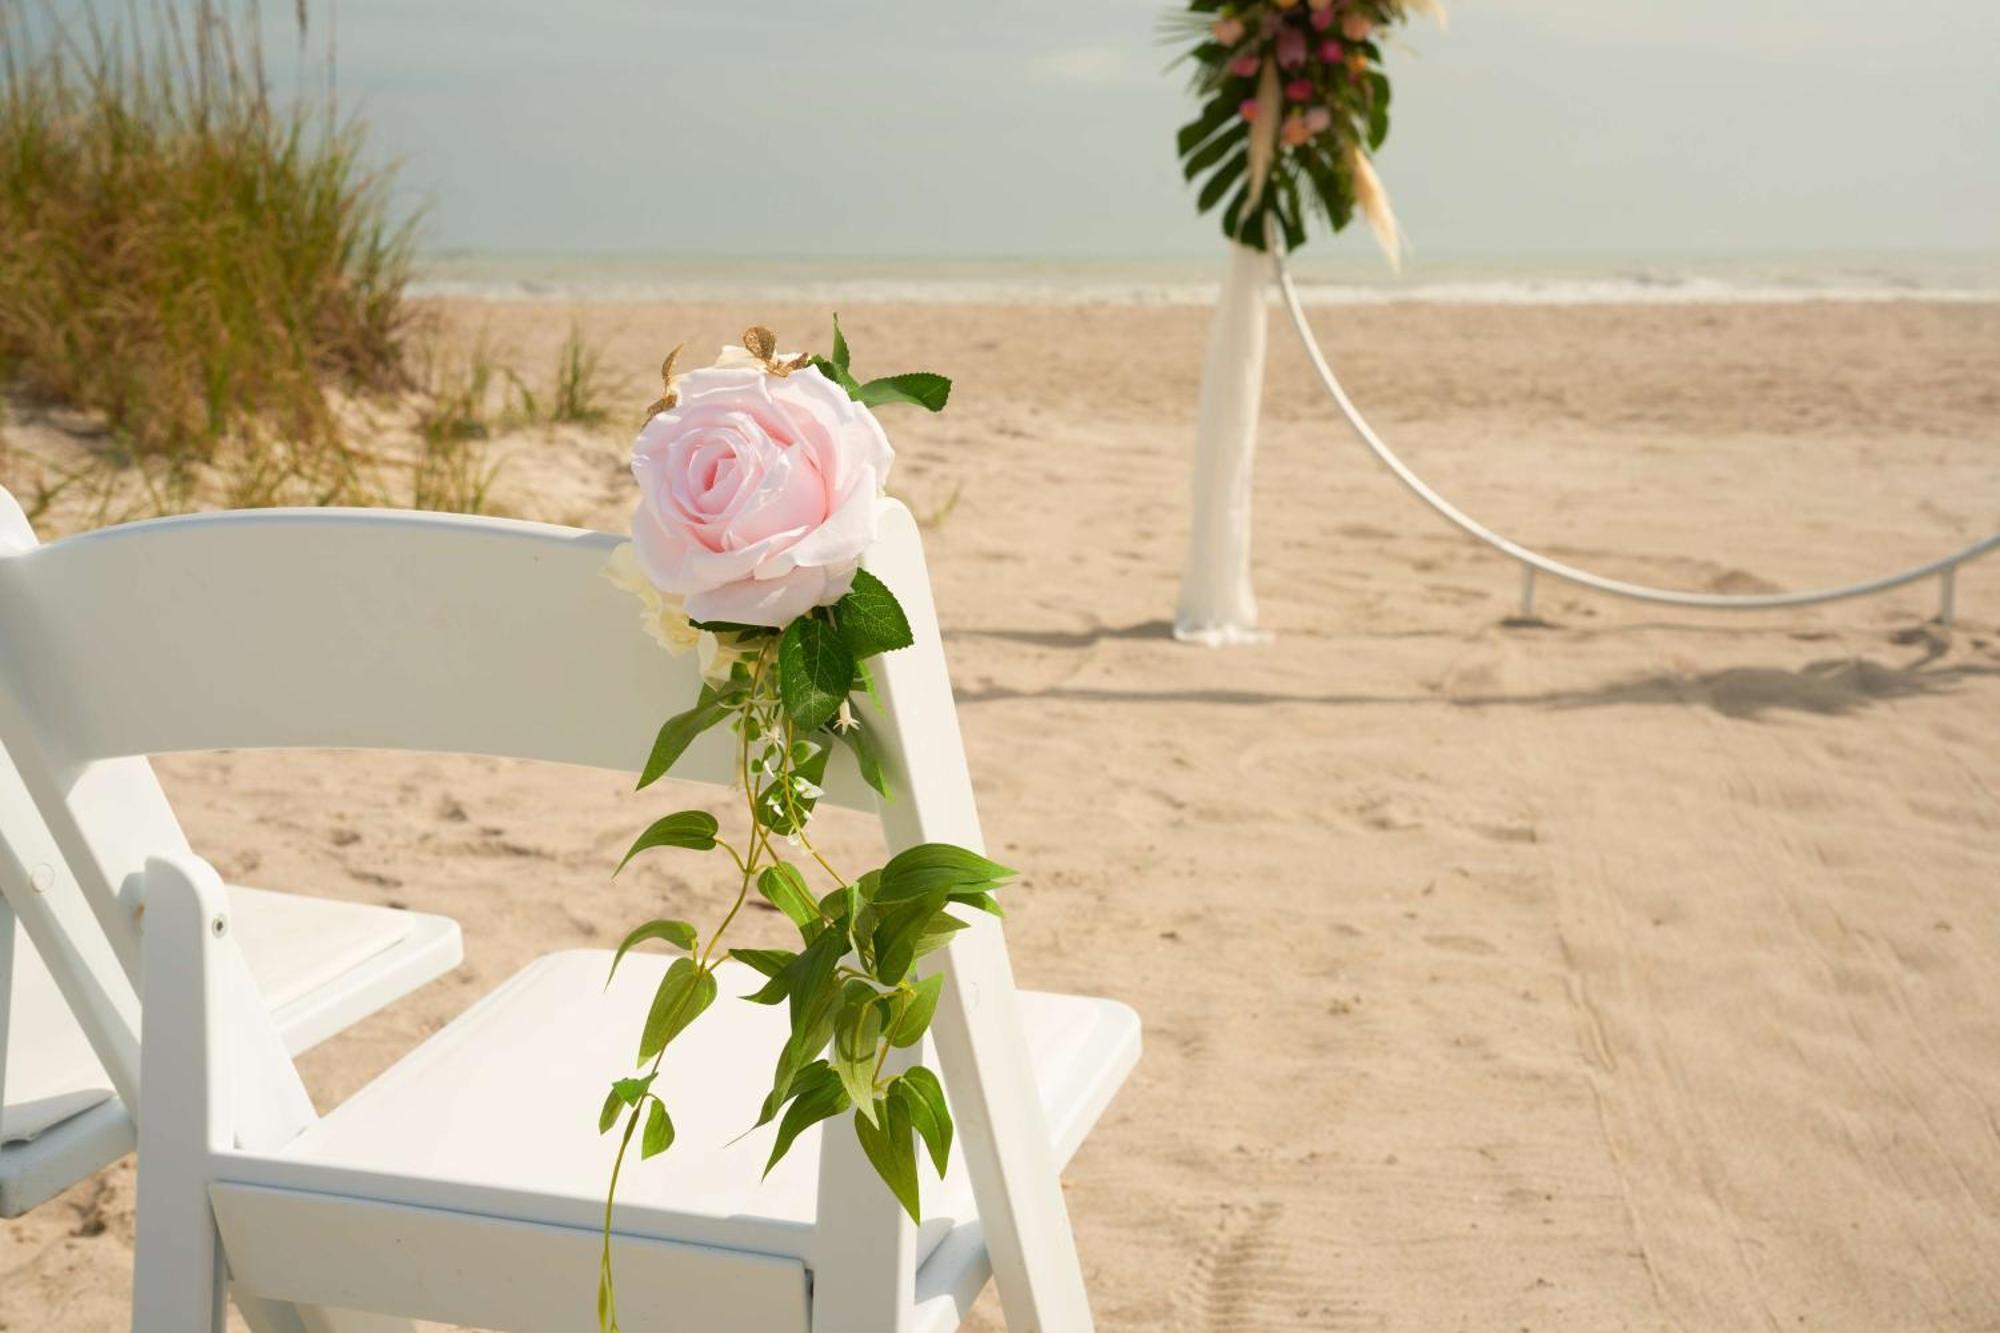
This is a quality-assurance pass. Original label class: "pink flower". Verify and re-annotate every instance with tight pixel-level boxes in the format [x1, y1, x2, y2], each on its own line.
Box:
[1319, 39, 1343, 62]
[630, 364, 894, 626]
[1305, 105, 1333, 133]
[1276, 27, 1308, 68]
[1309, 7, 1334, 31]
[1341, 11, 1373, 41]
[1228, 52, 1261, 77]
[1280, 113, 1313, 147]
[1239, 97, 1262, 122]
[1211, 16, 1246, 45]
[1285, 78, 1314, 102]
[1308, 0, 1336, 9]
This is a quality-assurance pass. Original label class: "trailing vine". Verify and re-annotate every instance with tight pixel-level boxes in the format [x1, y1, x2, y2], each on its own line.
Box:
[594, 321, 1002, 1330]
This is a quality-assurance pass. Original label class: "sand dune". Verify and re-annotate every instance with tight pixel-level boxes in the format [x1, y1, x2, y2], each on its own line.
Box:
[2, 296, 1997, 1331]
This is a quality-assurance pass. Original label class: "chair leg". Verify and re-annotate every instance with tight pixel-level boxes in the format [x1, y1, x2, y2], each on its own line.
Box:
[133, 858, 235, 1333]
[130, 1193, 227, 1332]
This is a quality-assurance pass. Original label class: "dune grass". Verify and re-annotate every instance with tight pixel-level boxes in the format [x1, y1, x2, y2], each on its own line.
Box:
[0, 3, 629, 524]
[0, 1, 419, 500]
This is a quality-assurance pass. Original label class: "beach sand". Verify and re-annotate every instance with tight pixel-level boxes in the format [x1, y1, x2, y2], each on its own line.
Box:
[3, 296, 1998, 1331]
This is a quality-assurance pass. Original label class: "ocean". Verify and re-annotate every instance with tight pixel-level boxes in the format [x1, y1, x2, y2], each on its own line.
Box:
[409, 251, 2000, 308]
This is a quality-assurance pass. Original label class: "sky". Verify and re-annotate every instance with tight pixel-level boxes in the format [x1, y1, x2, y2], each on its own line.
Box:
[277, 0, 2000, 261]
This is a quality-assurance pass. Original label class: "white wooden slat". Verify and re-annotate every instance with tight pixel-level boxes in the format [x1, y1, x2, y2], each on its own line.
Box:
[0, 507, 872, 809]
[0, 732, 143, 1116]
[0, 486, 186, 980]
[132, 854, 237, 1331]
[211, 1183, 811, 1333]
[861, 504, 1099, 1333]
[0, 1099, 135, 1218]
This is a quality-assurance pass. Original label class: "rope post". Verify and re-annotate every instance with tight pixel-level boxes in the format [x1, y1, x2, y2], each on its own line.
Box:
[1519, 564, 1537, 620]
[1938, 565, 1957, 628]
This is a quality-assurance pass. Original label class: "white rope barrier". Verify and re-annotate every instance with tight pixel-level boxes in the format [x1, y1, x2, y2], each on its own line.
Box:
[1266, 237, 1998, 625]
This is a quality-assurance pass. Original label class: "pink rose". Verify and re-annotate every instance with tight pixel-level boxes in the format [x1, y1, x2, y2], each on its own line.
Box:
[1239, 97, 1261, 122]
[1228, 52, 1261, 77]
[1285, 78, 1314, 102]
[1280, 113, 1313, 146]
[1211, 16, 1246, 45]
[1318, 39, 1343, 62]
[630, 365, 893, 626]
[1341, 11, 1373, 41]
[1305, 105, 1333, 133]
[1276, 27, 1308, 68]
[1309, 7, 1334, 30]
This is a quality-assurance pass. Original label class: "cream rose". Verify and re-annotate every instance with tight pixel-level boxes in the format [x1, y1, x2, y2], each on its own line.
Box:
[629, 361, 894, 628]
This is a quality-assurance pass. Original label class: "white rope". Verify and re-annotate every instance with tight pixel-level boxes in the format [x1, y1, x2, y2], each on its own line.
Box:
[1265, 230, 1997, 620]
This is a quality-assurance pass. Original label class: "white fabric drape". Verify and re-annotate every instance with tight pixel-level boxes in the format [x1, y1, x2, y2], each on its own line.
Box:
[1175, 241, 1271, 645]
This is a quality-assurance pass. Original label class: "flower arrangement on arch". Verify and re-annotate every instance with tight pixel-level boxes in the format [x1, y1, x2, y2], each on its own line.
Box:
[592, 320, 995, 1331]
[1171, 0, 1445, 263]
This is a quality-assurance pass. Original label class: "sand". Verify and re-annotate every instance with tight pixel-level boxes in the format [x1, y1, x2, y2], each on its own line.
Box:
[2, 295, 1998, 1331]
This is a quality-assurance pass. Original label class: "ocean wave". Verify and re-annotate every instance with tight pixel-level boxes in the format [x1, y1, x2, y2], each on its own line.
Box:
[407, 261, 2000, 308]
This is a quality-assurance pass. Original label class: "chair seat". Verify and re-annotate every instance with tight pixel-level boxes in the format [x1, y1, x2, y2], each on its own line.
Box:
[224, 949, 1140, 1271]
[1, 885, 460, 1213]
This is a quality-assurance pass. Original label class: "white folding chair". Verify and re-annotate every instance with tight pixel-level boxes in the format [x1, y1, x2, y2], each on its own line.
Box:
[0, 493, 461, 1218]
[0, 496, 1140, 1331]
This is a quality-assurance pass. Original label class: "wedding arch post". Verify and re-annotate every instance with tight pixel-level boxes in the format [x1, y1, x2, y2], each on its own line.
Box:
[1169, 0, 1438, 646]
[1174, 240, 1271, 645]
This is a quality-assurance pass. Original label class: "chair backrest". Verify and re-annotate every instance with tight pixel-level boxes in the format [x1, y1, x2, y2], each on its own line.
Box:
[0, 488, 1093, 1329]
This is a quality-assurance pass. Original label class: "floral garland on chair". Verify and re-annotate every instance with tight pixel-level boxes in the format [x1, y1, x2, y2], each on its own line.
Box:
[593, 321, 994, 1329]
[1172, 0, 1444, 263]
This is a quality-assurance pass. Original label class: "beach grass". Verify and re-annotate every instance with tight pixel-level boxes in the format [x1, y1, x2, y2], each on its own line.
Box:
[0, 3, 627, 522]
[0, 1, 416, 503]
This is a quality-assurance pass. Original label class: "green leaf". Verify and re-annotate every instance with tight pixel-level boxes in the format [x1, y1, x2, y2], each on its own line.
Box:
[637, 688, 733, 790]
[743, 972, 792, 1006]
[755, 863, 821, 933]
[808, 354, 862, 398]
[1182, 119, 1247, 182]
[615, 810, 720, 875]
[876, 843, 1015, 904]
[765, 1061, 851, 1177]
[891, 1066, 953, 1176]
[787, 928, 846, 1031]
[1177, 98, 1236, 157]
[855, 372, 951, 413]
[820, 880, 867, 933]
[913, 913, 970, 960]
[756, 979, 840, 1129]
[853, 1097, 922, 1223]
[833, 568, 914, 661]
[1196, 148, 1249, 215]
[638, 958, 717, 1062]
[612, 1075, 654, 1105]
[947, 889, 1003, 918]
[598, 1087, 624, 1134]
[606, 919, 700, 984]
[830, 716, 889, 797]
[887, 972, 944, 1048]
[641, 1098, 675, 1159]
[778, 617, 854, 732]
[1221, 179, 1259, 247]
[872, 887, 948, 987]
[1366, 75, 1391, 152]
[732, 947, 794, 979]
[832, 979, 887, 1120]
[735, 946, 797, 1005]
[830, 313, 851, 376]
